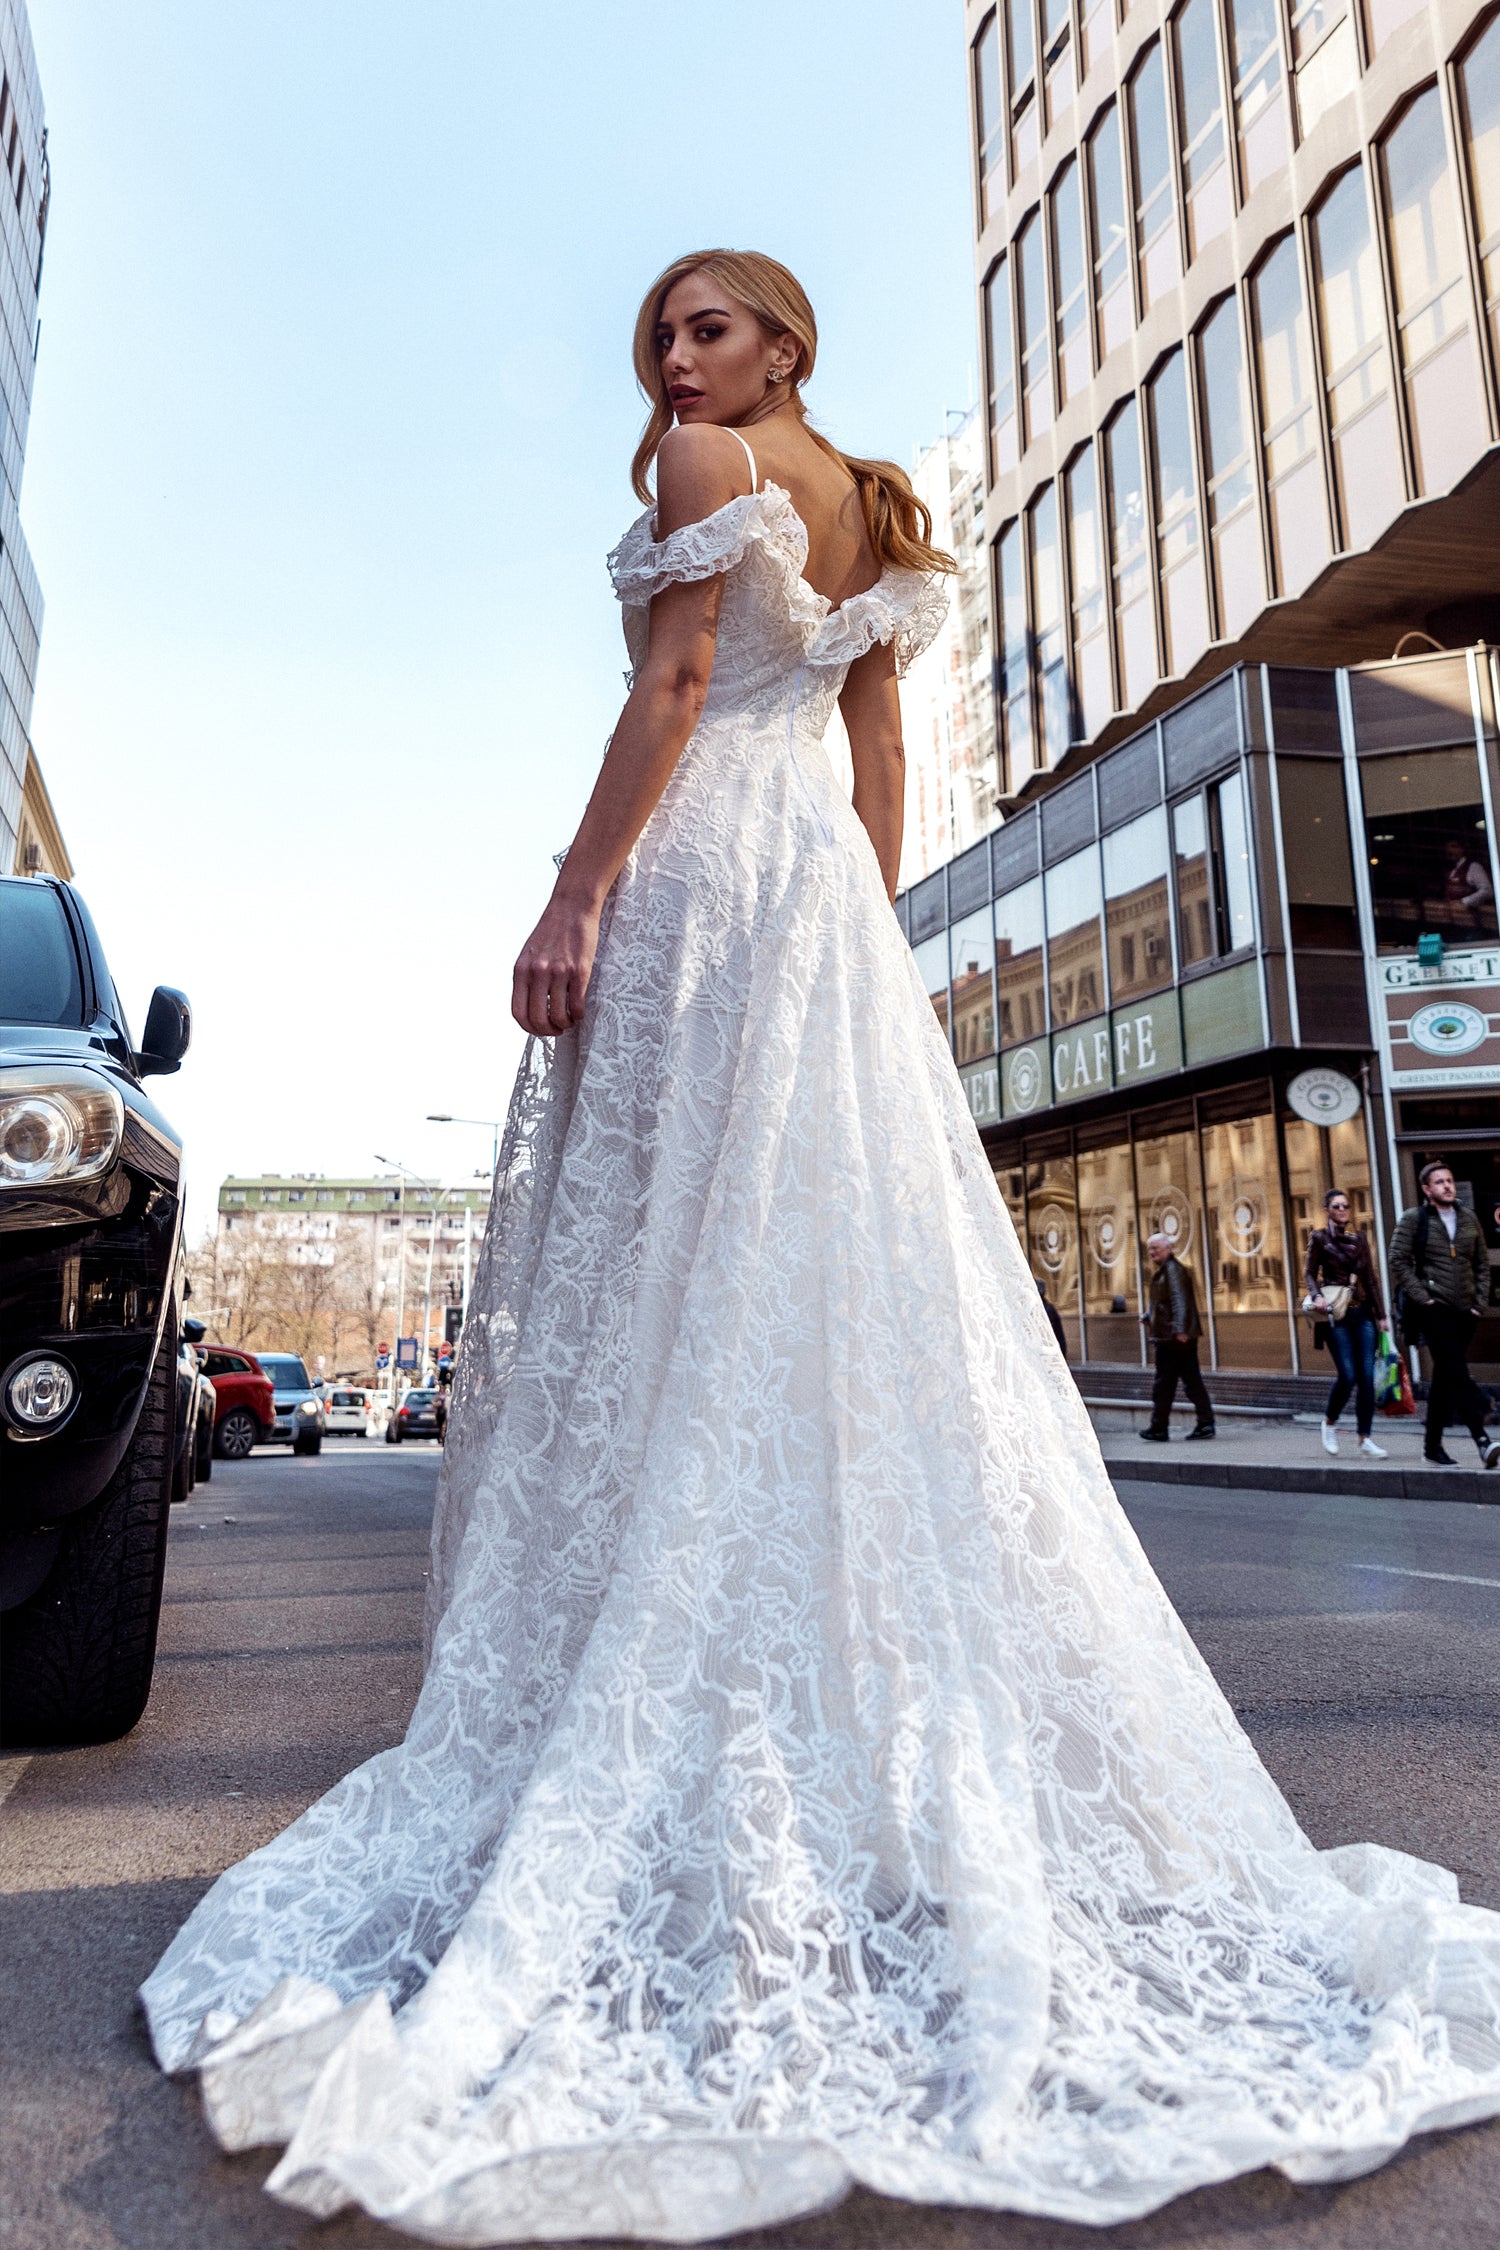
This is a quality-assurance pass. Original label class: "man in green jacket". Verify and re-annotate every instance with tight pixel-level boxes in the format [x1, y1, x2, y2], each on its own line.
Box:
[1388, 1160, 1500, 1468]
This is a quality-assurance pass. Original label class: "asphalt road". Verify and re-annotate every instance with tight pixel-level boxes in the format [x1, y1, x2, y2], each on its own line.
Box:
[3, 1446, 1500, 2250]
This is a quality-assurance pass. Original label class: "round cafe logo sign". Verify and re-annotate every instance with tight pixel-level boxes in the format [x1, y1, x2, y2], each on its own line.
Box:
[1286, 1067, 1361, 1128]
[1007, 1046, 1044, 1113]
[1408, 1000, 1488, 1058]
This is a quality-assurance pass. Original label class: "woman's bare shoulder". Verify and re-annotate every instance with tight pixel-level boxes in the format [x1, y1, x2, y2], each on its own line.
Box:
[654, 424, 754, 536]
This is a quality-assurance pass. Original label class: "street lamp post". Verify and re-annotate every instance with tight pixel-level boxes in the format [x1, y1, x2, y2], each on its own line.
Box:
[426, 1113, 503, 1180]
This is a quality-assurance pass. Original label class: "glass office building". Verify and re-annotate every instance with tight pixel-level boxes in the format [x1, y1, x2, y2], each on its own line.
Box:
[0, 0, 45, 875]
[898, 645, 1500, 1373]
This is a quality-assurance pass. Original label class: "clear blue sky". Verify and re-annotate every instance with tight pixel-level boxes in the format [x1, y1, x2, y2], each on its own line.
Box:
[25, 0, 975, 1223]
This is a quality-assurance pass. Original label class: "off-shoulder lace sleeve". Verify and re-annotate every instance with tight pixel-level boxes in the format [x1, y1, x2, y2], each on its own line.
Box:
[606, 489, 802, 608]
[810, 568, 951, 678]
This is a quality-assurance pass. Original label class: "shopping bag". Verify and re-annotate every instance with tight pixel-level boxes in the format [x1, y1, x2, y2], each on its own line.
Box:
[1373, 1334, 1403, 1408]
[1379, 1351, 1417, 1418]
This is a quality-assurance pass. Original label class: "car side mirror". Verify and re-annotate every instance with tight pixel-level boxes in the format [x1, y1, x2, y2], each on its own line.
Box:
[136, 986, 191, 1076]
[183, 1316, 206, 1343]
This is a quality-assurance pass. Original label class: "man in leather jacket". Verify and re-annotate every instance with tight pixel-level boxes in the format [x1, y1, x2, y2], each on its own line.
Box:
[1138, 1233, 1214, 1442]
[1389, 1159, 1500, 1469]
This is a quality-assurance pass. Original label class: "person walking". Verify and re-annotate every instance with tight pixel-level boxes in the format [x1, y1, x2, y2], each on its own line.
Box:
[1389, 1159, 1500, 1468]
[1138, 1230, 1214, 1441]
[1304, 1188, 1390, 1458]
[1036, 1276, 1067, 1356]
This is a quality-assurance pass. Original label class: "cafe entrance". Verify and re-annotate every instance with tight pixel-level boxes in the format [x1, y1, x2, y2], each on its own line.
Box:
[1395, 1097, 1500, 1375]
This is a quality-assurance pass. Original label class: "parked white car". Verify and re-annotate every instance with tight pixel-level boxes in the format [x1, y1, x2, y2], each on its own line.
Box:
[324, 1386, 372, 1437]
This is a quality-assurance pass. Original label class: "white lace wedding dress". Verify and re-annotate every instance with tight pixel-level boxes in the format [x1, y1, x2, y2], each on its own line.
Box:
[143, 451, 1500, 2244]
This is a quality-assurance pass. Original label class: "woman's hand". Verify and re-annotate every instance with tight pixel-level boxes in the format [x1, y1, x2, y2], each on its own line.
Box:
[511, 888, 603, 1037]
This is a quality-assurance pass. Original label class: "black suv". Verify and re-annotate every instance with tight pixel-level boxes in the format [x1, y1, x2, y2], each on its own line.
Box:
[1, 875, 191, 1746]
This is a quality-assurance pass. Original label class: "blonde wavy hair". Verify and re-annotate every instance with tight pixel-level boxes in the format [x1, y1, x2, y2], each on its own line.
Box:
[631, 249, 956, 578]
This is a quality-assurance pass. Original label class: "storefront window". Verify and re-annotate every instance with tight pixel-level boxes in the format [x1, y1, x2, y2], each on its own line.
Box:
[1458, 19, 1500, 383]
[1283, 1107, 1373, 1368]
[993, 1150, 1029, 1248]
[1030, 483, 1069, 765]
[1104, 806, 1173, 999]
[1197, 296, 1263, 640]
[1009, 0, 1040, 172]
[1046, 845, 1106, 1024]
[997, 522, 1034, 790]
[951, 905, 998, 1063]
[985, 259, 1018, 481]
[1027, 1143, 1081, 1354]
[1105, 399, 1156, 707]
[1250, 236, 1331, 595]
[914, 930, 950, 1040]
[1174, 0, 1231, 259]
[1088, 106, 1133, 361]
[1052, 159, 1090, 404]
[1361, 745, 1499, 949]
[1078, 1134, 1142, 1361]
[1380, 88, 1487, 499]
[995, 877, 1048, 1046]
[1310, 168, 1405, 553]
[1148, 349, 1210, 675]
[1133, 1114, 1206, 1297]
[1277, 756, 1359, 947]
[1066, 446, 1112, 740]
[1200, 1102, 1292, 1367]
[1130, 46, 1179, 311]
[975, 14, 1006, 226]
[1225, 0, 1288, 197]
[1018, 211, 1053, 443]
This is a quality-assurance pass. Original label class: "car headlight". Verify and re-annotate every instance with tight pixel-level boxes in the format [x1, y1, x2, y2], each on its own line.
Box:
[298, 1398, 319, 1415]
[0, 1068, 125, 1187]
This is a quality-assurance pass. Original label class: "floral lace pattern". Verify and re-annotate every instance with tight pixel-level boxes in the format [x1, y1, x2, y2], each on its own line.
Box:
[141, 497, 1500, 2246]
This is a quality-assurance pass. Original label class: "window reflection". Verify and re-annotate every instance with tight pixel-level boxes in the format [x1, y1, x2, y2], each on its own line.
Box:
[1174, 794, 1214, 965]
[1130, 46, 1179, 310]
[1290, 0, 1356, 137]
[1214, 771, 1256, 951]
[1066, 446, 1113, 738]
[1381, 89, 1487, 497]
[975, 14, 1007, 226]
[997, 522, 1034, 790]
[950, 906, 998, 1062]
[1225, 0, 1288, 197]
[1045, 846, 1106, 1025]
[1018, 213, 1052, 443]
[1088, 107, 1133, 360]
[1043, 0, 1074, 128]
[1201, 1106, 1291, 1366]
[1148, 350, 1210, 674]
[1080, 0, 1111, 80]
[1174, 0, 1231, 259]
[1250, 236, 1331, 593]
[1197, 297, 1263, 639]
[1361, 746, 1499, 950]
[1458, 19, 1500, 382]
[1174, 776, 1256, 965]
[1310, 170, 1405, 551]
[1027, 1145, 1081, 1354]
[1104, 806, 1173, 999]
[1078, 1136, 1142, 1360]
[1051, 159, 1090, 403]
[1277, 756, 1359, 947]
[1008, 0, 1039, 172]
[1363, 0, 1423, 59]
[985, 258, 1018, 480]
[995, 877, 1047, 1045]
[1104, 399, 1156, 707]
[913, 931, 951, 1040]
[1030, 484, 1069, 766]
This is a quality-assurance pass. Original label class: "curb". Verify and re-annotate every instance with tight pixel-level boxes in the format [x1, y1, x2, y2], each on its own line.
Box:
[1106, 1455, 1500, 1503]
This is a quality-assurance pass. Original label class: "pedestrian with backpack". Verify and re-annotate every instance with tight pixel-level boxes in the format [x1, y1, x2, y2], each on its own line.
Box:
[1388, 1160, 1500, 1469]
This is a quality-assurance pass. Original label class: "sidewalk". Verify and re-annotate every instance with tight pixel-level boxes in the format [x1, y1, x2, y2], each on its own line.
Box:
[1091, 1401, 1500, 1502]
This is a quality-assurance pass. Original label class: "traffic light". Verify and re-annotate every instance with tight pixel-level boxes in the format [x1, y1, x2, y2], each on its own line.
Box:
[444, 1306, 463, 1345]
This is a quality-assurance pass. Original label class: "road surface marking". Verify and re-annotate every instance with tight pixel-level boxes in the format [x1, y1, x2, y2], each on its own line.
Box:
[1354, 1563, 1500, 1591]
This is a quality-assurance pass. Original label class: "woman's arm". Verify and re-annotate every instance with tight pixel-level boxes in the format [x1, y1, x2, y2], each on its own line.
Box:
[511, 428, 748, 1037]
[839, 643, 906, 901]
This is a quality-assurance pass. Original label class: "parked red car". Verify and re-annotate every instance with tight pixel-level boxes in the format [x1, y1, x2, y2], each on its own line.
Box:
[199, 1347, 276, 1458]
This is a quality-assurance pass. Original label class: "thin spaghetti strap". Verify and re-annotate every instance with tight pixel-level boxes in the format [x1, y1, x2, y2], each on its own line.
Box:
[727, 427, 758, 493]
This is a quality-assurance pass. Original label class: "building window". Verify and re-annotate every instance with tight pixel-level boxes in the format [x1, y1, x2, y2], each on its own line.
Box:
[1290, 0, 1357, 138]
[1129, 44, 1178, 312]
[1309, 167, 1404, 551]
[1017, 211, 1052, 443]
[996, 521, 1035, 788]
[1249, 236, 1330, 593]
[1458, 17, 1500, 383]
[1380, 87, 1488, 498]
[1008, 0, 1039, 173]
[1104, 397, 1156, 707]
[1360, 744, 1499, 950]
[1197, 297, 1263, 639]
[1088, 106, 1133, 360]
[1078, 1134, 1141, 1360]
[951, 906, 998, 1061]
[1276, 756, 1360, 947]
[1042, 0, 1074, 131]
[1030, 484, 1070, 765]
[1045, 845, 1106, 1025]
[1147, 350, 1210, 674]
[1104, 805, 1174, 999]
[287, 1189, 305, 1203]
[1051, 159, 1090, 402]
[1065, 445, 1113, 738]
[1173, 771, 1256, 966]
[263, 1190, 281, 1203]
[226, 1190, 245, 1204]
[1224, 0, 1288, 198]
[985, 258, 1019, 479]
[1173, 0, 1232, 260]
[914, 932, 951, 1039]
[1028, 1145, 1081, 1351]
[1080, 0, 1112, 80]
[975, 13, 1007, 224]
[349, 1190, 367, 1203]
[316, 1190, 334, 1204]
[995, 878, 1047, 1045]
[1363, 0, 1423, 59]
[1200, 1103, 1291, 1367]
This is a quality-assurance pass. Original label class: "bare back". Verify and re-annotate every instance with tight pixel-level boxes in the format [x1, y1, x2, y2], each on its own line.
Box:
[732, 416, 882, 612]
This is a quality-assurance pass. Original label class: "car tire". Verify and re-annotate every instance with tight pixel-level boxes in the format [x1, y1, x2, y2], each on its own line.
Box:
[292, 1430, 322, 1457]
[214, 1408, 258, 1460]
[0, 1316, 176, 1749]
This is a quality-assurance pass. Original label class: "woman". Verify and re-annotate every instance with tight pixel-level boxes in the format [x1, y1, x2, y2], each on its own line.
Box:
[143, 252, 1500, 2243]
[1306, 1188, 1390, 1457]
